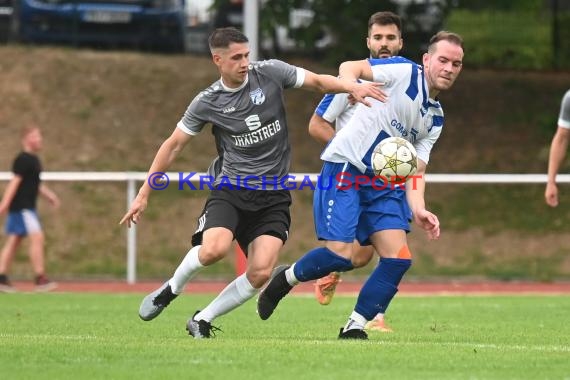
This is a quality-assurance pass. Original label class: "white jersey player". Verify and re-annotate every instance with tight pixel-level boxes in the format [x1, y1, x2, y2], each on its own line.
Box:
[321, 55, 444, 171]
[309, 11, 404, 333]
[257, 32, 464, 341]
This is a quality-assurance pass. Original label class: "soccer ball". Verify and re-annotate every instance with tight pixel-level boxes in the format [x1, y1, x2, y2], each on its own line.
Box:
[371, 137, 418, 182]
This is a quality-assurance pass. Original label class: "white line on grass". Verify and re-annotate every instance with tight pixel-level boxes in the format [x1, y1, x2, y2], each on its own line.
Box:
[2, 334, 568, 353]
[386, 340, 570, 353]
[0, 333, 97, 341]
[306, 339, 570, 353]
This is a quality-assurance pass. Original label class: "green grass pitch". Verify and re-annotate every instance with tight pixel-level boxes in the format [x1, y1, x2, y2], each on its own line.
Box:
[1, 293, 569, 379]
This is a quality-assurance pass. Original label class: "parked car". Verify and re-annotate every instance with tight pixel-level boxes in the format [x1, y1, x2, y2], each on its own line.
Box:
[15, 0, 189, 52]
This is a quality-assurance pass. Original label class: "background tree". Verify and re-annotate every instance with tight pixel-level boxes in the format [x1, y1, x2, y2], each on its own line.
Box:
[260, 0, 451, 63]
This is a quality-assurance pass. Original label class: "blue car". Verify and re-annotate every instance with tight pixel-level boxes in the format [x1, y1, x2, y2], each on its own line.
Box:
[18, 0, 188, 52]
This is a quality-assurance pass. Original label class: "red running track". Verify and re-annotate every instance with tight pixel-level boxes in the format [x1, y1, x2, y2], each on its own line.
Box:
[8, 280, 570, 295]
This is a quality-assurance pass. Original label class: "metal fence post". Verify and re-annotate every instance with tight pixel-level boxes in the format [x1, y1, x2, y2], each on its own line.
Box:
[126, 177, 137, 284]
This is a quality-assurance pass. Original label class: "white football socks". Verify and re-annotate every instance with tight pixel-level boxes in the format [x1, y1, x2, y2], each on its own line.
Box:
[195, 273, 257, 322]
[285, 263, 300, 286]
[168, 245, 204, 294]
[343, 311, 367, 332]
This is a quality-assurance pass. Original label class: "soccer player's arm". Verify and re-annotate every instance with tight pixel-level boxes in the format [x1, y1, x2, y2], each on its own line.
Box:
[309, 94, 348, 144]
[0, 175, 22, 215]
[546, 91, 570, 207]
[301, 69, 386, 106]
[39, 184, 60, 208]
[406, 159, 440, 240]
[545, 126, 570, 207]
[338, 60, 374, 82]
[120, 127, 193, 227]
[308, 113, 335, 144]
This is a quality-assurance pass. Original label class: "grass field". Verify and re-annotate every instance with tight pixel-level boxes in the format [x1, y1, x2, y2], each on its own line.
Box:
[1, 293, 569, 379]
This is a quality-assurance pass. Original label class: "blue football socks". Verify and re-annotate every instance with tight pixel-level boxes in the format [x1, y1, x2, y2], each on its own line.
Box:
[292, 247, 354, 282]
[354, 257, 412, 320]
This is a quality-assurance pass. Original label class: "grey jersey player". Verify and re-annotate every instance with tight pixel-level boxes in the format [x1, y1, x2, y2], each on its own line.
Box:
[179, 59, 300, 187]
[545, 89, 570, 207]
[120, 27, 385, 338]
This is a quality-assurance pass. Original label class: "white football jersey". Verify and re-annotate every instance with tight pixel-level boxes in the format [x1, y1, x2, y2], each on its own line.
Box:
[321, 56, 444, 174]
[558, 89, 570, 129]
[314, 90, 356, 132]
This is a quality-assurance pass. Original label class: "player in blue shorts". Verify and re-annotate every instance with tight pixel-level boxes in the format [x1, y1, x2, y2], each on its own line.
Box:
[310, 10, 404, 333]
[258, 31, 465, 339]
[120, 27, 384, 338]
[0, 124, 60, 293]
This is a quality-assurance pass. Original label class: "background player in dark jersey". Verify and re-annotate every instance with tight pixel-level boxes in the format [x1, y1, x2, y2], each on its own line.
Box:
[309, 11, 404, 333]
[120, 27, 385, 338]
[0, 124, 60, 293]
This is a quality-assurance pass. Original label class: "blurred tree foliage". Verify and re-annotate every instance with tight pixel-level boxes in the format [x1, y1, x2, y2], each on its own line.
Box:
[446, 0, 568, 69]
[210, 0, 567, 70]
[260, 0, 451, 64]
[452, 0, 543, 11]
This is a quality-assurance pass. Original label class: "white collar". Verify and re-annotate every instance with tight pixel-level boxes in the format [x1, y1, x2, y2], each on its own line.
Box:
[220, 74, 249, 92]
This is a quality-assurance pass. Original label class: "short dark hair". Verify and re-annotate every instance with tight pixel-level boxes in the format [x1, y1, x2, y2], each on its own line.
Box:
[428, 31, 464, 52]
[208, 27, 249, 51]
[368, 11, 402, 34]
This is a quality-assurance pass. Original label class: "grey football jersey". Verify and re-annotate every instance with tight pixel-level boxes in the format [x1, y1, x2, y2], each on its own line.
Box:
[559, 89, 570, 129]
[178, 60, 304, 187]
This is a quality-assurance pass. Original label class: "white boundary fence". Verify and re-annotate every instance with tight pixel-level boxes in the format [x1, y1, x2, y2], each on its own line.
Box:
[1, 171, 569, 283]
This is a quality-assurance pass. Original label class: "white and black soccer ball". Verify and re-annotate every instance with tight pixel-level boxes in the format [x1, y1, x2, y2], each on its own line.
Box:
[371, 137, 418, 182]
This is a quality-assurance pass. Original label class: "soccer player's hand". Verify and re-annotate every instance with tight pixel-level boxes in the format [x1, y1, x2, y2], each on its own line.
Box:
[49, 195, 61, 209]
[545, 182, 559, 207]
[413, 209, 440, 240]
[349, 81, 387, 107]
[119, 196, 148, 228]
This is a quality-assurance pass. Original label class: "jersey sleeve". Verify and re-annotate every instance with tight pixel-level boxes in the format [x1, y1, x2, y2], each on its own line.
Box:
[12, 154, 32, 176]
[314, 93, 350, 123]
[177, 94, 209, 135]
[368, 58, 398, 85]
[558, 90, 570, 129]
[259, 59, 304, 89]
[368, 57, 416, 88]
[414, 123, 443, 165]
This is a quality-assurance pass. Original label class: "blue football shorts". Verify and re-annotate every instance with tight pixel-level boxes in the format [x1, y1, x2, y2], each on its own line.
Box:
[5, 209, 42, 236]
[313, 161, 412, 246]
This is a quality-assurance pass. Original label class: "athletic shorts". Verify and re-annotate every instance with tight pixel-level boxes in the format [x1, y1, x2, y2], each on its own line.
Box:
[5, 209, 42, 236]
[191, 188, 292, 255]
[313, 161, 412, 246]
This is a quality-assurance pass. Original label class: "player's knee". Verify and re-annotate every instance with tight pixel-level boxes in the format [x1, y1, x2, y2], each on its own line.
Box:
[199, 241, 231, 264]
[397, 245, 412, 260]
[28, 232, 44, 245]
[351, 255, 370, 268]
[247, 268, 272, 289]
[325, 241, 353, 258]
[379, 244, 413, 259]
[351, 246, 375, 268]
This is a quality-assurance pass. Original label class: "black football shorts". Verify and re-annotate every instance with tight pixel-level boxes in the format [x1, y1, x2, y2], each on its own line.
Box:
[191, 188, 292, 256]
